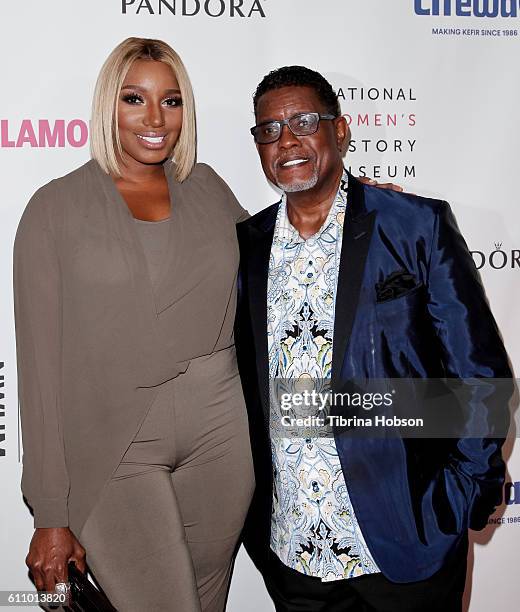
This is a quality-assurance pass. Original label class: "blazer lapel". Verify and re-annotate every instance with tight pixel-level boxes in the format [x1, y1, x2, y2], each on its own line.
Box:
[246, 177, 376, 404]
[246, 207, 277, 420]
[331, 175, 376, 390]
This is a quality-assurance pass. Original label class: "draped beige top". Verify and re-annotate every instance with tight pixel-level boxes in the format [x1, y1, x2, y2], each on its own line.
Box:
[13, 159, 249, 536]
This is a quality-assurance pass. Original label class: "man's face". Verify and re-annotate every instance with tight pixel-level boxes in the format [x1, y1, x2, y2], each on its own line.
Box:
[254, 86, 347, 194]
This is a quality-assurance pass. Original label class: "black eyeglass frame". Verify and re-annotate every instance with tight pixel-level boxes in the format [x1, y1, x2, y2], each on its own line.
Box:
[250, 112, 337, 144]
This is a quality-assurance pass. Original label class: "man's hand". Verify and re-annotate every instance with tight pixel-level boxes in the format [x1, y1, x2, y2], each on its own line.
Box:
[26, 527, 86, 592]
[357, 177, 404, 192]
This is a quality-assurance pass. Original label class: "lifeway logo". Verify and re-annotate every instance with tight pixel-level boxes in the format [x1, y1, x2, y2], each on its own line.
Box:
[414, 0, 520, 17]
[504, 481, 520, 505]
[121, 0, 267, 17]
[488, 481, 520, 524]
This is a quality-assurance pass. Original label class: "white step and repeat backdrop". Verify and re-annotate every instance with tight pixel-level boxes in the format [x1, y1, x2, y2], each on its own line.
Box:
[1, 1, 519, 610]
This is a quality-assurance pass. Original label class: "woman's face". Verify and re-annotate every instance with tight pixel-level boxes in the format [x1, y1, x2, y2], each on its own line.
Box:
[117, 59, 183, 169]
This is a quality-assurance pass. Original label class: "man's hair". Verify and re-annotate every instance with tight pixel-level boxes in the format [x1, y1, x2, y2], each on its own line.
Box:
[253, 66, 341, 117]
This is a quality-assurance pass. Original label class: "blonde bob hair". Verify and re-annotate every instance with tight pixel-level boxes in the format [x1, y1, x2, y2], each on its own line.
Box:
[90, 37, 196, 182]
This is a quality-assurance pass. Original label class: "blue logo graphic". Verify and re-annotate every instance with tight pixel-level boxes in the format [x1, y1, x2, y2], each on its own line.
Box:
[504, 481, 520, 505]
[415, 0, 519, 17]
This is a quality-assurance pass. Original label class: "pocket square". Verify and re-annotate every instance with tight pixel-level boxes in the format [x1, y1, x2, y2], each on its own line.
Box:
[375, 270, 419, 303]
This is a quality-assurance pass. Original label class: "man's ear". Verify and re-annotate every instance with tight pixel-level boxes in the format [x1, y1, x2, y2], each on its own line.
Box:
[335, 116, 350, 156]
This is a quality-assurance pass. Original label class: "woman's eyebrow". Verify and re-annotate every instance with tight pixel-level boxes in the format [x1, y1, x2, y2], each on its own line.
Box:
[121, 84, 181, 94]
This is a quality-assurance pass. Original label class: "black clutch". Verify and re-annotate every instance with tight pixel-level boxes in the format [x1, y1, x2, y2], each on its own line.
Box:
[62, 562, 117, 612]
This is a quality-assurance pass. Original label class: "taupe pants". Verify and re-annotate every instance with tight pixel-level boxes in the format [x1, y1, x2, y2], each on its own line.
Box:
[79, 347, 255, 612]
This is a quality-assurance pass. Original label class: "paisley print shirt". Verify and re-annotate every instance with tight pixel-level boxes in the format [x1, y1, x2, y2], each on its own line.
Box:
[267, 170, 380, 581]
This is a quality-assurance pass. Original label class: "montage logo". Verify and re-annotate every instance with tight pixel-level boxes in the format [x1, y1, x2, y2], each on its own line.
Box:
[470, 242, 520, 270]
[121, 0, 267, 17]
[414, 0, 520, 17]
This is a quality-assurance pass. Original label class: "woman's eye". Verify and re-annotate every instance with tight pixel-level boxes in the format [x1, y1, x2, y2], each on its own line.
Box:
[122, 93, 143, 104]
[164, 97, 183, 107]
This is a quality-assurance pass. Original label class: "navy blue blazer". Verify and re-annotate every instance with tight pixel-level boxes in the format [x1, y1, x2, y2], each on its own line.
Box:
[235, 173, 512, 583]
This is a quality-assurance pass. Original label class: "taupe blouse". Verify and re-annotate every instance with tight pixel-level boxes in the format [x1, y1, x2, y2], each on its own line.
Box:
[13, 159, 249, 536]
[134, 217, 171, 288]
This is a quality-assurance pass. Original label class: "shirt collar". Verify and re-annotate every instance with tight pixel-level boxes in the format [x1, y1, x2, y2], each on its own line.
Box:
[275, 169, 349, 246]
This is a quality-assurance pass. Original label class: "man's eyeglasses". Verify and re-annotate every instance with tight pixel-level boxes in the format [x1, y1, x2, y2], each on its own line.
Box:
[250, 112, 337, 144]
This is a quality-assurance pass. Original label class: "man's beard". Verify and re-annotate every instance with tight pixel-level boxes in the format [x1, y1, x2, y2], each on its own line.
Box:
[274, 166, 319, 193]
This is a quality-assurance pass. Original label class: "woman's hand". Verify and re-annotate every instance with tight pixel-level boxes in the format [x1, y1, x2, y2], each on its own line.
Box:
[26, 527, 86, 592]
[357, 177, 404, 191]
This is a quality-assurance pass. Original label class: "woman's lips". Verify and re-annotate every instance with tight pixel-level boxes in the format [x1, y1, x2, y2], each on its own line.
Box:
[135, 133, 168, 149]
